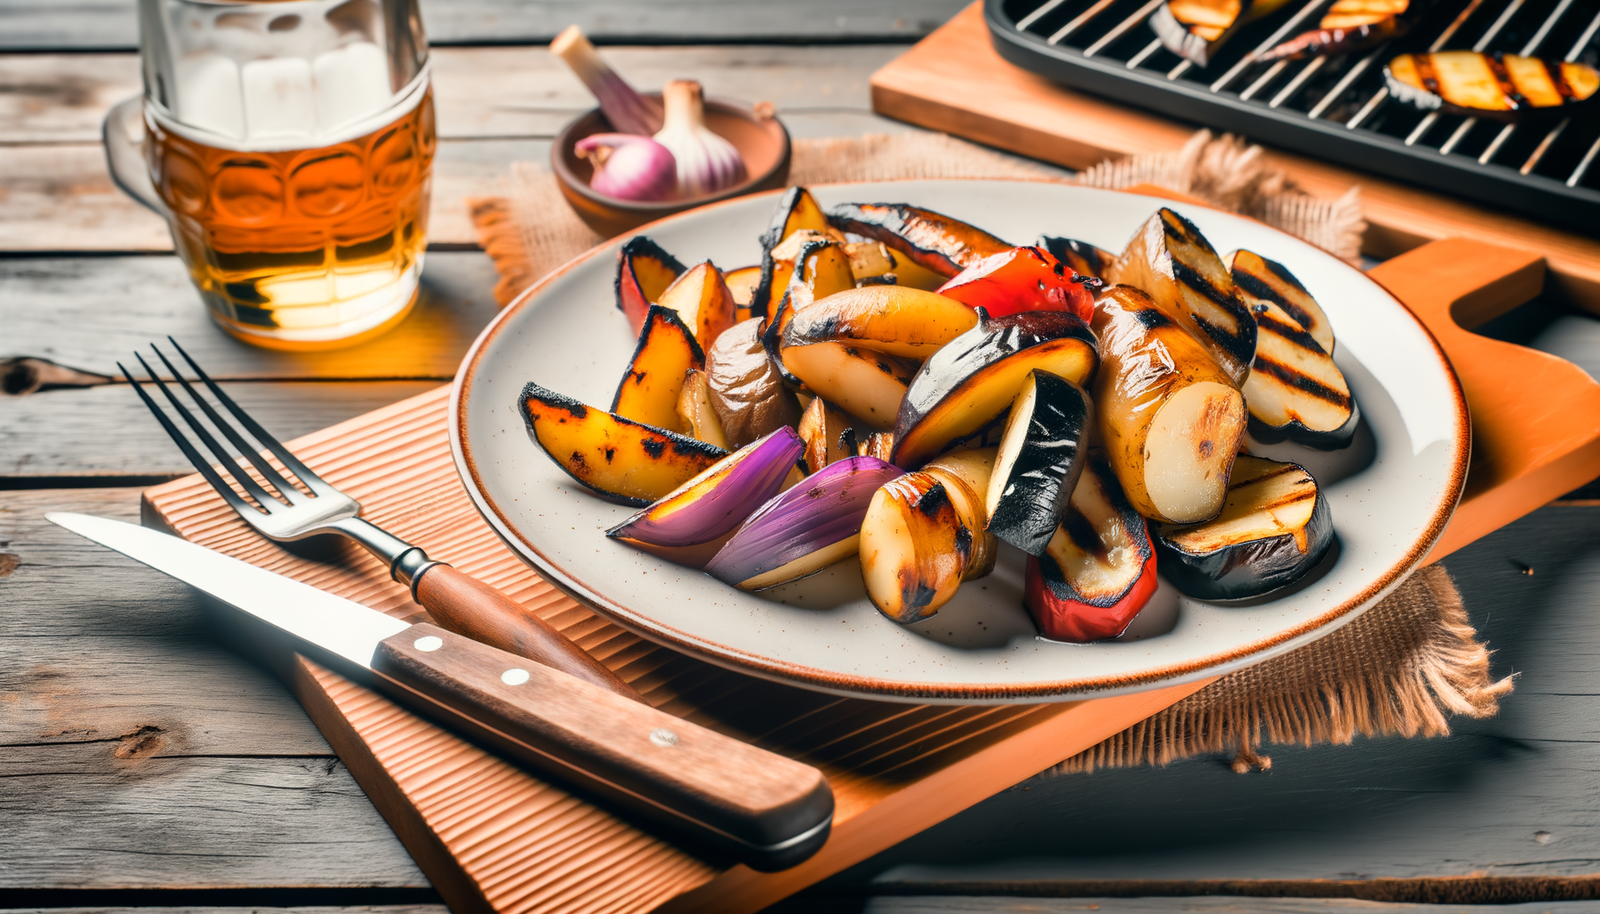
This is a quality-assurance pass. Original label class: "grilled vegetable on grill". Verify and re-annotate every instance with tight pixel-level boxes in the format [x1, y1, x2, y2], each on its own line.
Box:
[1227, 249, 1334, 354]
[985, 370, 1093, 556]
[782, 285, 978, 359]
[783, 343, 919, 432]
[827, 203, 1011, 277]
[935, 246, 1098, 320]
[614, 236, 685, 334]
[706, 456, 903, 590]
[657, 261, 738, 351]
[1258, 0, 1413, 62]
[611, 304, 705, 433]
[519, 382, 727, 506]
[1154, 455, 1333, 601]
[1151, 0, 1291, 66]
[754, 187, 833, 320]
[891, 310, 1098, 469]
[797, 396, 859, 473]
[1386, 52, 1600, 120]
[859, 473, 972, 623]
[607, 427, 805, 568]
[705, 317, 802, 448]
[1110, 208, 1256, 387]
[1227, 252, 1358, 449]
[922, 448, 1000, 581]
[676, 368, 729, 449]
[1024, 454, 1159, 643]
[1040, 236, 1117, 282]
[1091, 285, 1246, 525]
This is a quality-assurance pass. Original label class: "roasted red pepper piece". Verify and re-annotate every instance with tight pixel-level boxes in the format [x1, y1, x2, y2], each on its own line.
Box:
[935, 246, 1097, 321]
[1025, 549, 1157, 643]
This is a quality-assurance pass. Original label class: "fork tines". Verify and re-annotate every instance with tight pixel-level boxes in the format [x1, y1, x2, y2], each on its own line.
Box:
[121, 338, 321, 516]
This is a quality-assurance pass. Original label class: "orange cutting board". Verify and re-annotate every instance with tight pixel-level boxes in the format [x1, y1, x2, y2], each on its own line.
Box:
[140, 235, 1600, 914]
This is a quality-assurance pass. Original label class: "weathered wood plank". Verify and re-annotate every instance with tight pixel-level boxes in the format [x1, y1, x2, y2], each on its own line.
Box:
[807, 505, 1600, 895]
[0, 251, 499, 380]
[0, 1, 964, 51]
[1, 909, 446, 914]
[773, 900, 1600, 913]
[0, 380, 440, 480]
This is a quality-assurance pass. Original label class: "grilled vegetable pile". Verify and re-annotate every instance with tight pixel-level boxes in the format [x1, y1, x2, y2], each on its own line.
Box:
[519, 188, 1357, 641]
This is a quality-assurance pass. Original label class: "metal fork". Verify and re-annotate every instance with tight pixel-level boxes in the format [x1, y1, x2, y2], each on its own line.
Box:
[123, 338, 640, 701]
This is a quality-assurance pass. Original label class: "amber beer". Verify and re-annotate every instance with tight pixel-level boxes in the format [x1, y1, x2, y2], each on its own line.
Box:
[144, 88, 435, 349]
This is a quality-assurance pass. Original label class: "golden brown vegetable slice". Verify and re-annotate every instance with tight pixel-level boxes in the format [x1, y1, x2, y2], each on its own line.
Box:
[753, 187, 833, 320]
[519, 382, 727, 506]
[705, 317, 802, 448]
[724, 265, 763, 322]
[657, 261, 738, 351]
[827, 203, 1011, 278]
[610, 304, 705, 434]
[859, 473, 972, 624]
[1258, 0, 1410, 61]
[782, 285, 978, 360]
[859, 431, 894, 462]
[798, 396, 859, 474]
[1091, 285, 1246, 525]
[1151, 0, 1290, 65]
[922, 448, 999, 581]
[1386, 52, 1600, 119]
[1227, 249, 1333, 354]
[763, 239, 859, 384]
[614, 236, 685, 335]
[783, 342, 918, 432]
[1110, 208, 1256, 387]
[676, 368, 729, 450]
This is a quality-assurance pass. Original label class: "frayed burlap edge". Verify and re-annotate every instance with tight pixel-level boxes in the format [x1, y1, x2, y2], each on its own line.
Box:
[1054, 565, 1515, 776]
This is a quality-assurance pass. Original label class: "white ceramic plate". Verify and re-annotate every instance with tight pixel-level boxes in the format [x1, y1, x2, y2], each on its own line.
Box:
[450, 181, 1467, 704]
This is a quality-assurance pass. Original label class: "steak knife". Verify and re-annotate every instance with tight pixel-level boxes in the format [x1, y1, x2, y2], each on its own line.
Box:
[48, 512, 834, 871]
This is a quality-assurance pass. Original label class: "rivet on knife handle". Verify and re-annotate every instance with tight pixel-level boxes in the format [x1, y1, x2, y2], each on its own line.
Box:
[371, 623, 836, 870]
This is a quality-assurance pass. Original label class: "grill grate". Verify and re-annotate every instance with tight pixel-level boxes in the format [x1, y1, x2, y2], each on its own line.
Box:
[986, 0, 1600, 234]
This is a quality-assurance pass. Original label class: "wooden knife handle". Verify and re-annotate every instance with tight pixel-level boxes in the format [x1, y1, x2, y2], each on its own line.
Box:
[369, 623, 835, 871]
[413, 564, 643, 703]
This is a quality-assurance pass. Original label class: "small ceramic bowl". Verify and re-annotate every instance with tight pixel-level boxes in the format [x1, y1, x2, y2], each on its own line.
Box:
[552, 94, 791, 237]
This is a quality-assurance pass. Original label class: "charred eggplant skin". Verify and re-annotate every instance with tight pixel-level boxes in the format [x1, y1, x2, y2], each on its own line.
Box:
[614, 236, 686, 334]
[1040, 236, 1117, 281]
[1154, 458, 1335, 601]
[986, 370, 1093, 556]
[827, 203, 1010, 278]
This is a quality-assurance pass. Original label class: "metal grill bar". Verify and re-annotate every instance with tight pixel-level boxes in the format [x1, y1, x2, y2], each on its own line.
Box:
[1445, 0, 1571, 164]
[1126, 38, 1165, 68]
[1344, 0, 1493, 132]
[1083, 0, 1164, 57]
[1268, 55, 1325, 107]
[1210, 0, 1333, 92]
[1018, 0, 1071, 32]
[1047, 0, 1118, 44]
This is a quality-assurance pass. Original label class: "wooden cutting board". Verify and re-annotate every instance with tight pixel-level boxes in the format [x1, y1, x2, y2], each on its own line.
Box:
[139, 233, 1600, 914]
[870, 3, 1600, 316]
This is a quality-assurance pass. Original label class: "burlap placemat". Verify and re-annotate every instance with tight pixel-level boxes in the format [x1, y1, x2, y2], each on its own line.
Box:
[465, 130, 1511, 773]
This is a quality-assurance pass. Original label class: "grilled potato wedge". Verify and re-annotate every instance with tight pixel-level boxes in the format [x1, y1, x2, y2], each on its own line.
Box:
[657, 261, 738, 351]
[827, 203, 1011, 277]
[1259, 0, 1411, 61]
[1227, 252, 1357, 449]
[1110, 208, 1256, 387]
[1155, 455, 1333, 600]
[783, 342, 918, 432]
[797, 396, 860, 473]
[611, 304, 705, 433]
[1091, 285, 1246, 525]
[782, 285, 978, 360]
[1040, 236, 1117, 282]
[676, 368, 729, 450]
[859, 430, 894, 461]
[614, 236, 685, 334]
[519, 382, 727, 506]
[1150, 0, 1291, 65]
[859, 473, 972, 623]
[1227, 249, 1333, 354]
[922, 448, 999, 581]
[706, 317, 802, 449]
[724, 265, 763, 322]
[753, 187, 833, 320]
[1386, 52, 1600, 120]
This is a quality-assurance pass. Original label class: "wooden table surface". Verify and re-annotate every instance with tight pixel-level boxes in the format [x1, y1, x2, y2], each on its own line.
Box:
[5, 3, 1600, 912]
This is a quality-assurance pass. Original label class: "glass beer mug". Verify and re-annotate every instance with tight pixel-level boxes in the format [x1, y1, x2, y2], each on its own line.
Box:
[105, 0, 434, 349]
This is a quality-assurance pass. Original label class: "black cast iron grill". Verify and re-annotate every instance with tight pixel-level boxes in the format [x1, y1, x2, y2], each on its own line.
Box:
[986, 0, 1600, 235]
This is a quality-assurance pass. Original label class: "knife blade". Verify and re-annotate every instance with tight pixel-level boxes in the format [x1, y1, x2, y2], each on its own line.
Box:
[47, 512, 833, 871]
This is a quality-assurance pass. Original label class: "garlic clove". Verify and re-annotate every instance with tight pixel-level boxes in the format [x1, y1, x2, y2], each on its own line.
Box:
[653, 80, 749, 199]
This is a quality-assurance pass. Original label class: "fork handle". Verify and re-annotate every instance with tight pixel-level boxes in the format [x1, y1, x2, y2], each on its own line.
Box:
[413, 564, 644, 703]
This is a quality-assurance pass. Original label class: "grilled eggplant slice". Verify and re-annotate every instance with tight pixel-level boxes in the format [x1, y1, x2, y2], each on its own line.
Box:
[783, 343, 918, 432]
[1091, 285, 1246, 525]
[1258, 0, 1412, 62]
[753, 187, 833, 320]
[611, 304, 705, 434]
[657, 261, 738, 351]
[797, 396, 859, 473]
[519, 382, 727, 506]
[1040, 236, 1117, 282]
[985, 370, 1093, 556]
[935, 246, 1098, 321]
[923, 448, 999, 581]
[891, 309, 1099, 469]
[614, 236, 686, 334]
[1386, 52, 1600, 120]
[859, 473, 972, 623]
[676, 368, 729, 450]
[1154, 455, 1333, 601]
[1227, 253, 1358, 449]
[782, 285, 978, 360]
[827, 203, 1011, 278]
[1110, 208, 1256, 387]
[1227, 249, 1333, 354]
[1025, 454, 1159, 643]
[705, 317, 802, 449]
[1151, 0, 1290, 66]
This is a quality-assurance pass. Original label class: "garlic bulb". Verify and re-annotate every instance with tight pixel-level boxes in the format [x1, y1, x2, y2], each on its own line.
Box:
[576, 133, 677, 202]
[653, 80, 748, 198]
[551, 26, 663, 136]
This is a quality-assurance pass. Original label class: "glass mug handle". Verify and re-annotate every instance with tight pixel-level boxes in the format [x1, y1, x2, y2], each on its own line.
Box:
[103, 96, 169, 217]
